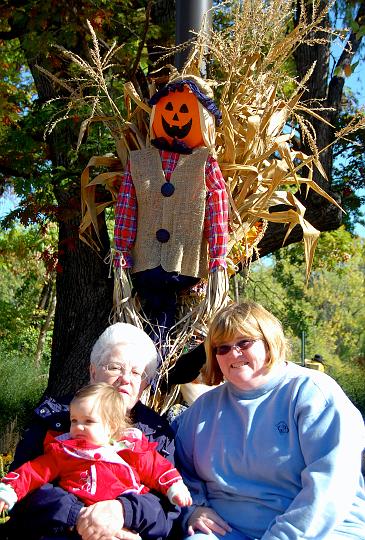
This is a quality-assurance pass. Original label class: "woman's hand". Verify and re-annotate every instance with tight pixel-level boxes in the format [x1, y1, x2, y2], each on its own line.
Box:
[187, 506, 232, 536]
[76, 500, 139, 540]
[113, 531, 141, 540]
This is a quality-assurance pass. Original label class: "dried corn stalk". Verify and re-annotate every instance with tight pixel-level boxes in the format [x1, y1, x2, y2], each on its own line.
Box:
[179, 0, 343, 282]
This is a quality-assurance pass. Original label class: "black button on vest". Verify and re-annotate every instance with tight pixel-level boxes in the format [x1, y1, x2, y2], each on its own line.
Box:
[156, 229, 170, 243]
[161, 182, 175, 197]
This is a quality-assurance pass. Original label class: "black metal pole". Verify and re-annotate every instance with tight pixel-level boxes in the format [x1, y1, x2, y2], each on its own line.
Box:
[175, 0, 213, 71]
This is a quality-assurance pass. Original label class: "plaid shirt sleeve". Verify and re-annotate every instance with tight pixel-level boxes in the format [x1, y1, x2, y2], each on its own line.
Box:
[204, 156, 229, 272]
[114, 161, 136, 268]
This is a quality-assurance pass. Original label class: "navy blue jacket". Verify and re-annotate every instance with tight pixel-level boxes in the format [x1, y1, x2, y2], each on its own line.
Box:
[2, 396, 180, 540]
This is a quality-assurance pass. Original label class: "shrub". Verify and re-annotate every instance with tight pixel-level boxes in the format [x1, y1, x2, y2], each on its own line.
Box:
[325, 357, 365, 417]
[0, 345, 48, 454]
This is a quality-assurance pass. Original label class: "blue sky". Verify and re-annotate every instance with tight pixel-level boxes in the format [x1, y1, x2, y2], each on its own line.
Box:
[340, 61, 365, 237]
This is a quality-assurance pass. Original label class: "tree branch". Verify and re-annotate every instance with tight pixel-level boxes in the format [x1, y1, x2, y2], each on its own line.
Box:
[130, 0, 153, 81]
[0, 163, 31, 180]
[328, 2, 365, 114]
[335, 2, 365, 71]
[333, 143, 361, 159]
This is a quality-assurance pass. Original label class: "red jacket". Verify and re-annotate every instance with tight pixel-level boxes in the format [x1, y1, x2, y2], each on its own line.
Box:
[2, 428, 182, 506]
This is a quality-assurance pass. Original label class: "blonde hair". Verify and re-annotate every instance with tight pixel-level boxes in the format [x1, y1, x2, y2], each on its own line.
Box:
[203, 301, 289, 385]
[71, 382, 130, 440]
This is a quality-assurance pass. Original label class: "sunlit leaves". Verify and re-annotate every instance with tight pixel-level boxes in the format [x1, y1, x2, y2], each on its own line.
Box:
[0, 224, 57, 355]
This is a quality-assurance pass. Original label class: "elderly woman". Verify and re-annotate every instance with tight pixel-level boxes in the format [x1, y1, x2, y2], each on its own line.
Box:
[175, 301, 365, 540]
[5, 323, 179, 540]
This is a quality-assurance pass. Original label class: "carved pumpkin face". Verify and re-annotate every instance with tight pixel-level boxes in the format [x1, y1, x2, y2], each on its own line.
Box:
[151, 85, 205, 149]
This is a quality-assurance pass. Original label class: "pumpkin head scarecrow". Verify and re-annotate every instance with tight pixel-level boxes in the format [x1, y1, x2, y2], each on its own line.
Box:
[150, 80, 215, 151]
[113, 75, 229, 346]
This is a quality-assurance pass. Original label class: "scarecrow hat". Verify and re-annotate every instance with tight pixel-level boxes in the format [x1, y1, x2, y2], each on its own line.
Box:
[149, 74, 222, 126]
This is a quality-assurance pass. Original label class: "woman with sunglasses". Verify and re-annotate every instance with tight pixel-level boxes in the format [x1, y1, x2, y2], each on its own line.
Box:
[174, 301, 365, 540]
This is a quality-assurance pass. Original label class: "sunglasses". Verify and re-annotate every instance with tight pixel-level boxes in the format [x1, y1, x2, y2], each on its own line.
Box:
[214, 339, 258, 356]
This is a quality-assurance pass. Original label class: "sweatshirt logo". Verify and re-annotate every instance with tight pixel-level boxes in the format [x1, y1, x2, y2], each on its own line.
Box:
[276, 421, 289, 434]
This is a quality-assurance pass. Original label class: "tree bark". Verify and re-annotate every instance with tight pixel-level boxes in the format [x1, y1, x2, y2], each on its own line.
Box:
[48, 213, 113, 397]
[34, 278, 56, 368]
[293, 0, 334, 186]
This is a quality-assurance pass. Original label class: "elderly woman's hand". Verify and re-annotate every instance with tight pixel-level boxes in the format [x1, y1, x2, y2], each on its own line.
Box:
[76, 500, 140, 540]
[187, 506, 232, 536]
[114, 531, 141, 540]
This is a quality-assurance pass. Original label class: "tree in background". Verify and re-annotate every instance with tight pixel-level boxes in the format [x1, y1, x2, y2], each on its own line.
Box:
[0, 224, 56, 447]
[0, 0, 364, 398]
[332, 104, 365, 231]
[0, 1, 165, 396]
[259, 0, 365, 256]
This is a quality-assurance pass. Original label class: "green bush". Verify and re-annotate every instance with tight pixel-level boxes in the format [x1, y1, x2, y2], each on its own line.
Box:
[0, 345, 49, 453]
[325, 358, 365, 417]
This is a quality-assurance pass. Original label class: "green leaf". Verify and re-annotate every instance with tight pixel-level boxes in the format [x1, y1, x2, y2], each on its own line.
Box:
[356, 25, 365, 39]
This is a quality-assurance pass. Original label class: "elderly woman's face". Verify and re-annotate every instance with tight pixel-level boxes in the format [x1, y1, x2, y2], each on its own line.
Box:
[90, 344, 149, 411]
[215, 333, 269, 390]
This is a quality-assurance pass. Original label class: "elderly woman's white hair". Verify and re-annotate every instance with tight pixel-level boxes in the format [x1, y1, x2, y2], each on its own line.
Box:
[90, 323, 158, 382]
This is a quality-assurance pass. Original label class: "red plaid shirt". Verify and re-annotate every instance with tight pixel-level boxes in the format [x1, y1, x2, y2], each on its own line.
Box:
[114, 149, 228, 272]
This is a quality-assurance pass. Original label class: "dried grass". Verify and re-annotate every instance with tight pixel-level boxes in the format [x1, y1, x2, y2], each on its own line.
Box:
[0, 417, 19, 456]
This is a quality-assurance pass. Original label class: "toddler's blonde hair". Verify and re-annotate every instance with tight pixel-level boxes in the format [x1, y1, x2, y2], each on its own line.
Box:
[71, 382, 130, 440]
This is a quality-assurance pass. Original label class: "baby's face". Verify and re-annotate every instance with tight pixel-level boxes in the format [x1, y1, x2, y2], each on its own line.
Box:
[70, 397, 112, 446]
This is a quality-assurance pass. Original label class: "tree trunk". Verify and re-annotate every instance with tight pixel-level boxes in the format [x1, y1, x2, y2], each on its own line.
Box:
[48, 213, 113, 397]
[292, 0, 342, 231]
[37, 280, 53, 311]
[34, 277, 56, 368]
[22, 43, 114, 398]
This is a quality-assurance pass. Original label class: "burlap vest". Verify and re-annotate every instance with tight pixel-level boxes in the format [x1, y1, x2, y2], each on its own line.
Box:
[130, 147, 209, 278]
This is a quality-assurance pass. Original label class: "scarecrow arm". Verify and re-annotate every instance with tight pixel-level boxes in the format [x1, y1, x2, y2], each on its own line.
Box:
[204, 157, 229, 272]
[114, 160, 136, 269]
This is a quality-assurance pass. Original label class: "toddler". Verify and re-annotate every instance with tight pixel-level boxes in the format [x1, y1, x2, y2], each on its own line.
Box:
[0, 382, 192, 511]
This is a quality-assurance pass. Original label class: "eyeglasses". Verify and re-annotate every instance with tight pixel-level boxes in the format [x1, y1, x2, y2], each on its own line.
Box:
[214, 339, 258, 356]
[102, 363, 147, 381]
